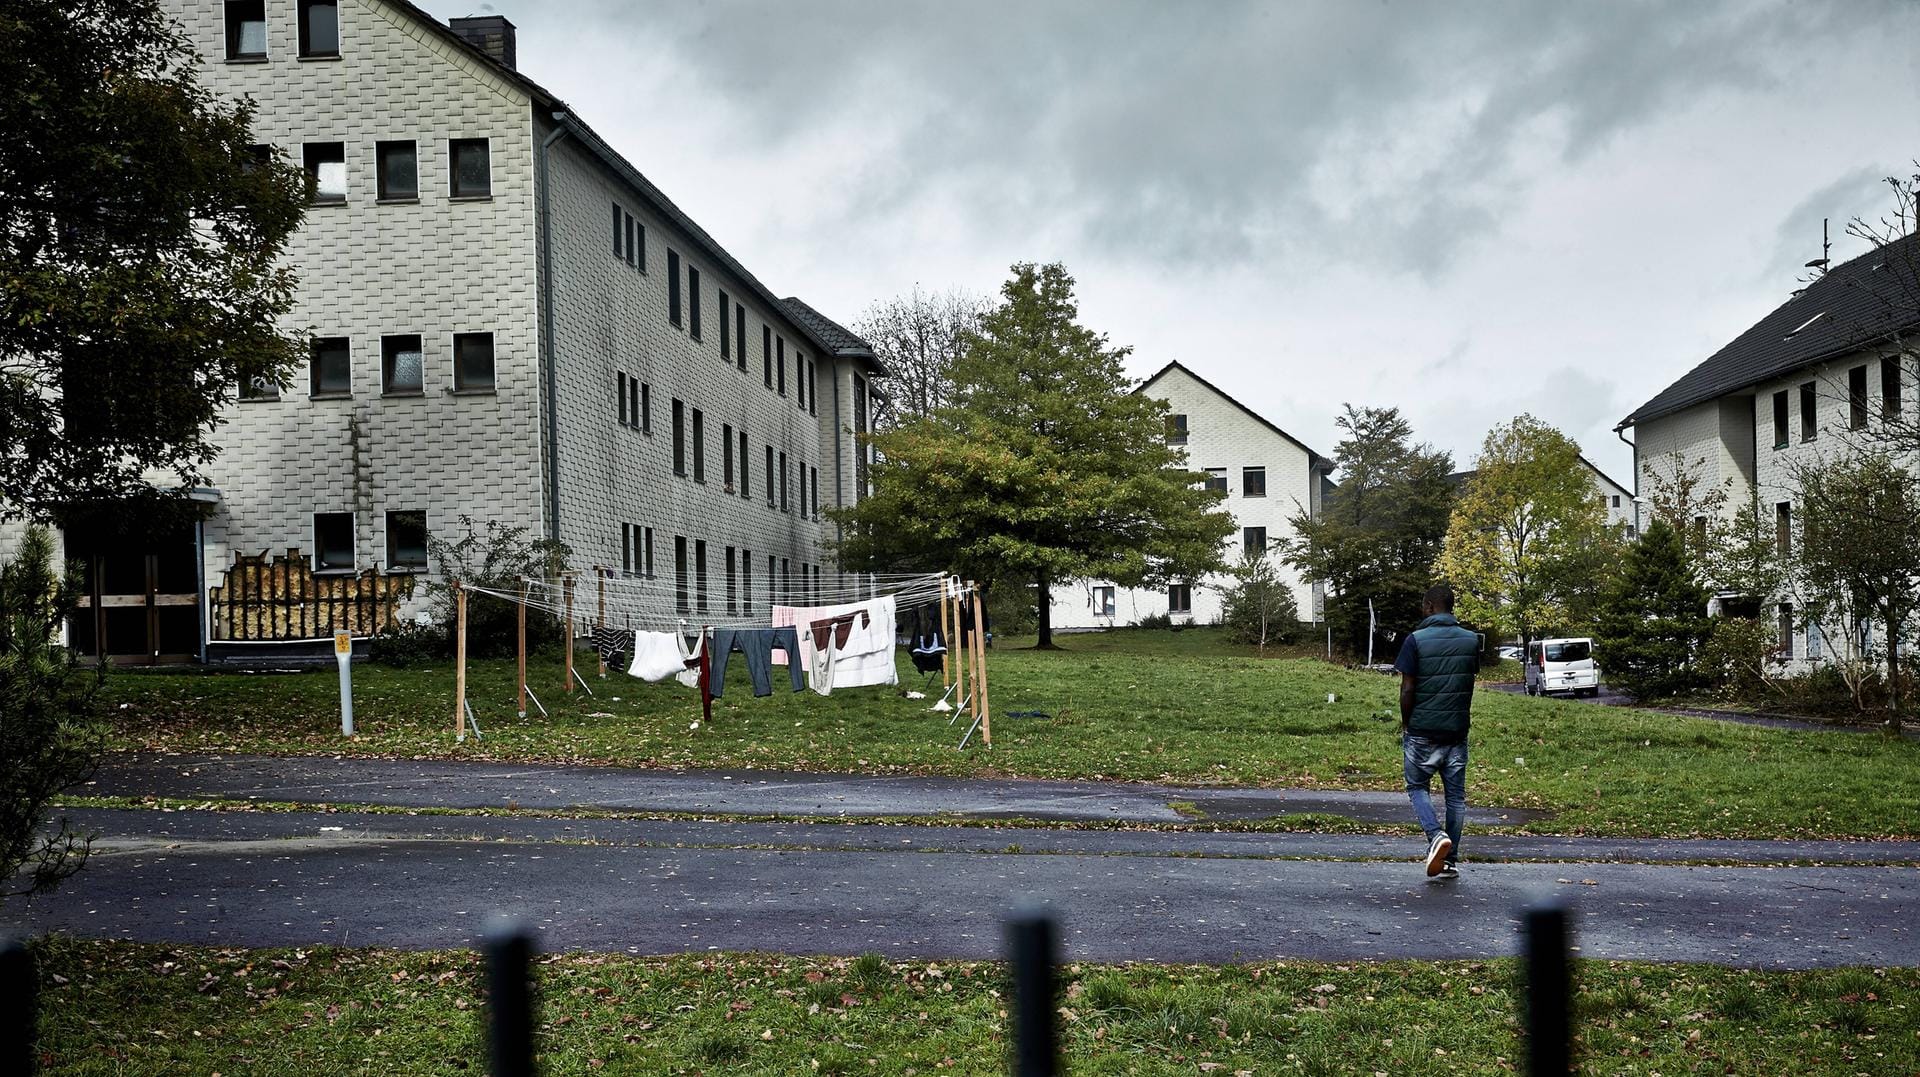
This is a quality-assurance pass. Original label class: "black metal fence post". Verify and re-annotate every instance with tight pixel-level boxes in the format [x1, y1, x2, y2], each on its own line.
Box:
[1007, 909, 1059, 1077]
[484, 921, 536, 1077]
[1, 937, 37, 1076]
[1522, 903, 1573, 1077]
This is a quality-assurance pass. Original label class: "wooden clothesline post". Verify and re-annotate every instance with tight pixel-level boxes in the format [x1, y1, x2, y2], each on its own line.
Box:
[972, 581, 991, 746]
[562, 573, 576, 694]
[453, 579, 468, 743]
[937, 572, 952, 689]
[952, 577, 966, 718]
[595, 566, 607, 678]
[516, 576, 528, 718]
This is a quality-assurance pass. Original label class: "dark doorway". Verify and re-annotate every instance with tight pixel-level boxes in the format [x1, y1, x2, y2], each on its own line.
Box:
[67, 523, 200, 665]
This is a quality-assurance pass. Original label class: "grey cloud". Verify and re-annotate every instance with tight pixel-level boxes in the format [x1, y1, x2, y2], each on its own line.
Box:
[1769, 165, 1905, 284]
[527, 0, 1869, 278]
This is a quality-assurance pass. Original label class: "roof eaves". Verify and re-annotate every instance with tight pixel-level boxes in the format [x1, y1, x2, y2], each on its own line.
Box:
[1138, 360, 1331, 469]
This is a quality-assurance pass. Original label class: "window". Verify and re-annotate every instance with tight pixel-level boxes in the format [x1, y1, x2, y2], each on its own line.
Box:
[1808, 620, 1825, 661]
[621, 523, 633, 576]
[795, 353, 805, 410]
[1692, 515, 1708, 541]
[808, 359, 818, 416]
[1885, 356, 1904, 419]
[725, 547, 737, 614]
[779, 451, 789, 512]
[1166, 414, 1188, 444]
[1093, 585, 1116, 617]
[1243, 526, 1267, 555]
[643, 527, 655, 578]
[768, 555, 776, 602]
[449, 139, 491, 198]
[612, 203, 624, 258]
[738, 429, 750, 497]
[1772, 390, 1789, 450]
[238, 371, 278, 400]
[674, 537, 689, 614]
[375, 141, 417, 200]
[1168, 584, 1192, 614]
[668, 250, 682, 326]
[310, 337, 350, 396]
[297, 0, 339, 57]
[671, 399, 686, 475]
[741, 548, 753, 611]
[776, 336, 786, 396]
[695, 540, 709, 612]
[381, 334, 423, 394]
[691, 408, 706, 482]
[1776, 501, 1792, 556]
[719, 292, 731, 358]
[1610, 494, 1621, 508]
[1800, 382, 1816, 441]
[624, 212, 635, 266]
[1778, 603, 1795, 659]
[763, 326, 773, 387]
[303, 142, 346, 203]
[387, 510, 427, 571]
[736, 306, 748, 371]
[810, 466, 819, 518]
[764, 445, 775, 507]
[453, 332, 495, 391]
[1849, 364, 1869, 429]
[722, 424, 734, 488]
[314, 512, 354, 571]
[617, 372, 628, 425]
[688, 266, 702, 339]
[635, 220, 646, 272]
[225, 0, 266, 59]
[1243, 466, 1266, 497]
[640, 382, 651, 433]
[1204, 468, 1228, 493]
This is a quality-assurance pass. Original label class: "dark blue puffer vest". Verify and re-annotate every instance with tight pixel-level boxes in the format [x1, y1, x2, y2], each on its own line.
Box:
[1407, 613, 1479, 741]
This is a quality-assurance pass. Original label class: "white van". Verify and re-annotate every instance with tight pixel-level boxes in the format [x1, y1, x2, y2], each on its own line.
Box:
[1526, 638, 1600, 698]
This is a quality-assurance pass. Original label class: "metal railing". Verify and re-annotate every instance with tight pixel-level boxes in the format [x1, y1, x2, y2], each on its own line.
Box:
[8, 902, 1577, 1076]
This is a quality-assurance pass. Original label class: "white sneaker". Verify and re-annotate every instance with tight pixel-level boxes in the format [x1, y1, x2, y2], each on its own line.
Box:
[1424, 834, 1454, 877]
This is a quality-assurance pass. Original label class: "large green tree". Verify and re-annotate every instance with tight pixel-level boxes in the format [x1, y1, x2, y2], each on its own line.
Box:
[1, 0, 308, 519]
[1789, 452, 1920, 728]
[1592, 518, 1712, 700]
[834, 263, 1233, 647]
[1437, 415, 1617, 645]
[1280, 404, 1453, 656]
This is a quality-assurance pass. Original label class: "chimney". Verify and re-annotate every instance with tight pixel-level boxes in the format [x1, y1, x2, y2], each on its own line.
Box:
[449, 15, 516, 70]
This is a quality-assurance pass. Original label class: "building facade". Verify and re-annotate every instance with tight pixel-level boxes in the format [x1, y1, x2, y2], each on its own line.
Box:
[1618, 231, 1918, 668]
[42, 1, 882, 662]
[1048, 362, 1330, 630]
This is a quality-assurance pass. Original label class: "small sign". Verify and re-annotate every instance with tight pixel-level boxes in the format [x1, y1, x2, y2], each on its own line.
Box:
[334, 631, 352, 656]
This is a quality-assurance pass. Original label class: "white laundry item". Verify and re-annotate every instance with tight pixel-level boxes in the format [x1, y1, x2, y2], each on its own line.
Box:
[774, 597, 898, 690]
[628, 631, 688, 681]
[674, 630, 705, 687]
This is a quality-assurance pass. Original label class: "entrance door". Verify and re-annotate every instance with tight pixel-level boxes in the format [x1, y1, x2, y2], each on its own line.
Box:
[68, 524, 200, 665]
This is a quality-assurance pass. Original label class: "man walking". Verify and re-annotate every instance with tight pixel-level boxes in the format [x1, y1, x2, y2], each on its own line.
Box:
[1392, 584, 1480, 879]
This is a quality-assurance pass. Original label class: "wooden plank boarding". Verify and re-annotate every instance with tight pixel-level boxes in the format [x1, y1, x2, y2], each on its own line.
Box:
[453, 580, 468, 742]
[563, 574, 575, 694]
[516, 576, 528, 718]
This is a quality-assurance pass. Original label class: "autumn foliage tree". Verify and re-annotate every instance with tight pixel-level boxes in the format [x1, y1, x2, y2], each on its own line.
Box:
[1437, 415, 1616, 646]
[833, 263, 1233, 647]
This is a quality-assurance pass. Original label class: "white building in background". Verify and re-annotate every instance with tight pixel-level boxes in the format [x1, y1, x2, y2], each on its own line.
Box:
[1048, 362, 1331, 630]
[36, 1, 884, 662]
[1447, 456, 1638, 535]
[1616, 229, 1918, 668]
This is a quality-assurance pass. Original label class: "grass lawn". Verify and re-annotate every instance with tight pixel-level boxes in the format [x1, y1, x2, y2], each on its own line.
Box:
[36, 936, 1918, 1076]
[99, 628, 1920, 839]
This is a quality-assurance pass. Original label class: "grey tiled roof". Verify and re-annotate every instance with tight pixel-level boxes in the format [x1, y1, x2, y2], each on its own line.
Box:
[1620, 230, 1920, 429]
[780, 297, 883, 370]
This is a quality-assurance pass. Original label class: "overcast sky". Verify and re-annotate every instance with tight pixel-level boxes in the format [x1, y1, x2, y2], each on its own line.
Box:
[424, 0, 1920, 482]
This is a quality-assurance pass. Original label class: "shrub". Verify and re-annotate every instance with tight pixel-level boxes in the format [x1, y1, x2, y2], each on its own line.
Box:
[0, 527, 104, 900]
[1220, 552, 1300, 650]
[1592, 519, 1712, 701]
[426, 516, 570, 659]
[1136, 610, 1172, 630]
[366, 617, 447, 667]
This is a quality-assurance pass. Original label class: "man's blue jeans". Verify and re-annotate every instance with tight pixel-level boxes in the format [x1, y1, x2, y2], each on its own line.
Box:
[1403, 733, 1467, 862]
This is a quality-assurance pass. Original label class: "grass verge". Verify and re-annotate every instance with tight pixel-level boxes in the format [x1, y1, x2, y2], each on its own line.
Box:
[36, 937, 1918, 1076]
[100, 628, 1920, 839]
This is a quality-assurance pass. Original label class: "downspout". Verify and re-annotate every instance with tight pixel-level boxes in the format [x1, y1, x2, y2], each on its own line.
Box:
[832, 358, 845, 547]
[1615, 426, 1639, 536]
[538, 113, 570, 541]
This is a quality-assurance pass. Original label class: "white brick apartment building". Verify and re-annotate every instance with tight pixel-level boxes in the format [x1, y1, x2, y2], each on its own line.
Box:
[1049, 362, 1331, 630]
[1617, 230, 1918, 668]
[1449, 457, 1638, 535]
[42, 1, 883, 662]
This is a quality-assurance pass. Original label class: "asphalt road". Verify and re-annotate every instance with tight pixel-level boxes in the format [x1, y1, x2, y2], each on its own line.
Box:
[9, 807, 1914, 968]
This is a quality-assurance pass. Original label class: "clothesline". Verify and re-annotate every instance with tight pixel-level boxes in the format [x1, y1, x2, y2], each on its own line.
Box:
[462, 570, 961, 634]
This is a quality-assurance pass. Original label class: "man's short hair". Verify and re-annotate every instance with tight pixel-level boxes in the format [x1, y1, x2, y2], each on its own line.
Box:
[1424, 584, 1455, 612]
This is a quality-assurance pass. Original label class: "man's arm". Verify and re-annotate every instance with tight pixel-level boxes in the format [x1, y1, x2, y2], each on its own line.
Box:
[1400, 672, 1415, 729]
[1393, 633, 1419, 730]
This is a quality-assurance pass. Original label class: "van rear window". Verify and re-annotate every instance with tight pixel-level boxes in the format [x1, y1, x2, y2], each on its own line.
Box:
[1545, 642, 1590, 662]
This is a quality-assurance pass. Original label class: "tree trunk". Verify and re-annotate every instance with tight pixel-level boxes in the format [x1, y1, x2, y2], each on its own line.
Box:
[1034, 571, 1055, 649]
[1888, 615, 1904, 732]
